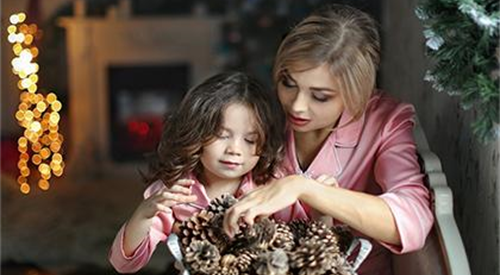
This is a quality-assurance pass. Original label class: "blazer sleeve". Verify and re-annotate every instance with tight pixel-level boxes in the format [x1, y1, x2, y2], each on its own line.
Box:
[374, 103, 434, 254]
[108, 181, 175, 273]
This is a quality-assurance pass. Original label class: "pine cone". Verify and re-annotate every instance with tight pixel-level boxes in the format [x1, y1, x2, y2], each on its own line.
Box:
[240, 217, 276, 250]
[289, 238, 337, 275]
[214, 254, 240, 275]
[305, 221, 339, 248]
[213, 266, 240, 275]
[270, 222, 295, 251]
[324, 254, 355, 275]
[234, 248, 259, 273]
[289, 220, 309, 243]
[207, 194, 238, 215]
[179, 210, 215, 252]
[209, 213, 232, 252]
[185, 240, 221, 274]
[254, 249, 290, 275]
[221, 254, 237, 267]
[332, 225, 354, 254]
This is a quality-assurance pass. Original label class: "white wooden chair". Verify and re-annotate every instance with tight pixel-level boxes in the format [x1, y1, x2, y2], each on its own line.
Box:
[392, 119, 471, 275]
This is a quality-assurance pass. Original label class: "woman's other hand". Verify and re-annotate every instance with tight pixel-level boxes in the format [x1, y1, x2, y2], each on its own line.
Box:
[223, 175, 307, 237]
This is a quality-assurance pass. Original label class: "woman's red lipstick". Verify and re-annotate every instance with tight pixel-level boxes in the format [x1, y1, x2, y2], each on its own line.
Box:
[288, 114, 310, 126]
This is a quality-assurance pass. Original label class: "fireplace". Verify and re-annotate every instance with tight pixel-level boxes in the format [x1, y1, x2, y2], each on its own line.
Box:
[60, 11, 221, 179]
[109, 64, 188, 162]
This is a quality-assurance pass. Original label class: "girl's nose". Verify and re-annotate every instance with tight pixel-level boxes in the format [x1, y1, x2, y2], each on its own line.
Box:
[225, 139, 242, 155]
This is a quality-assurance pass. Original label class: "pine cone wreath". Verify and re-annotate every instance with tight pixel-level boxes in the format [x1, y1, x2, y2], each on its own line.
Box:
[254, 249, 290, 275]
[179, 210, 215, 250]
[185, 240, 221, 274]
[270, 222, 294, 252]
[289, 237, 337, 275]
[176, 194, 356, 275]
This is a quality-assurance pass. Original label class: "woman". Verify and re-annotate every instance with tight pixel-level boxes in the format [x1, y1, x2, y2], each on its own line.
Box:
[223, 5, 434, 275]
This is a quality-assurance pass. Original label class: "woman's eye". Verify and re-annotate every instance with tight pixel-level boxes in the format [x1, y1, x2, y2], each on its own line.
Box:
[313, 93, 330, 102]
[281, 78, 296, 88]
[217, 133, 230, 139]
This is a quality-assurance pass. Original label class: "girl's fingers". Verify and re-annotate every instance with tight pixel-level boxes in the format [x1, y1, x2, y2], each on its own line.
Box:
[168, 185, 193, 195]
[175, 179, 195, 187]
[154, 202, 171, 213]
[161, 192, 198, 203]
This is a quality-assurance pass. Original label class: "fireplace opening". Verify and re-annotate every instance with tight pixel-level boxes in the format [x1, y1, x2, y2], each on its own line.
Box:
[109, 64, 189, 162]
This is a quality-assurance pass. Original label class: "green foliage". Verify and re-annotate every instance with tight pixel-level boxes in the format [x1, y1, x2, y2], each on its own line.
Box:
[416, 0, 499, 143]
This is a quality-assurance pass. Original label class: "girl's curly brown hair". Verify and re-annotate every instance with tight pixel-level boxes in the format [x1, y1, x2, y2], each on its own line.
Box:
[143, 71, 286, 187]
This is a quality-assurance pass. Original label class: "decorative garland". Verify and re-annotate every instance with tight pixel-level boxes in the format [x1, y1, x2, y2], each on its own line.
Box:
[415, 0, 499, 143]
[7, 12, 65, 194]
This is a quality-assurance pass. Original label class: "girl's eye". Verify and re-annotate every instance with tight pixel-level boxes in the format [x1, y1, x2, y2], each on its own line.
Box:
[244, 138, 257, 145]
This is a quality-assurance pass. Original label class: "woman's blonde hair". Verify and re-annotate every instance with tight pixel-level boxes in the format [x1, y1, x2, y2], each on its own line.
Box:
[273, 4, 380, 120]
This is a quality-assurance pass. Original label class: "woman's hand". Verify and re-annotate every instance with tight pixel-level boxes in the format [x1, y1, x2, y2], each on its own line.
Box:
[223, 175, 307, 237]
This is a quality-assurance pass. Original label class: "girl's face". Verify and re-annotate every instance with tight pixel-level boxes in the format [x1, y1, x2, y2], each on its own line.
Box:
[277, 63, 345, 134]
[200, 103, 260, 185]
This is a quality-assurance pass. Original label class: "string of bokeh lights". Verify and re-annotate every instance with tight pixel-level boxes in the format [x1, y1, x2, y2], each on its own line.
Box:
[7, 12, 65, 194]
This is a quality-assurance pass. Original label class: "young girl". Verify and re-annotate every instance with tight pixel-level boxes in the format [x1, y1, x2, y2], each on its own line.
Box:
[109, 72, 286, 273]
[224, 5, 434, 275]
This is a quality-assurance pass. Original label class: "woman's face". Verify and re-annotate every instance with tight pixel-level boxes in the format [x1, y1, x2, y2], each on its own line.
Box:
[277, 64, 345, 134]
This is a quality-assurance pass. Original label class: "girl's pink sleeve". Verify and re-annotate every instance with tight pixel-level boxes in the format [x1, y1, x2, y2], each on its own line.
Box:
[109, 182, 175, 273]
[375, 104, 434, 254]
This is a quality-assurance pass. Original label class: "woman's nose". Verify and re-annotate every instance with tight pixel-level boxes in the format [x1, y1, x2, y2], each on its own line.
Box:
[291, 91, 308, 113]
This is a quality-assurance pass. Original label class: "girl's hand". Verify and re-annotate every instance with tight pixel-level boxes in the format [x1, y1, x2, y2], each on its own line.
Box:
[223, 175, 306, 237]
[124, 179, 198, 256]
[132, 179, 198, 221]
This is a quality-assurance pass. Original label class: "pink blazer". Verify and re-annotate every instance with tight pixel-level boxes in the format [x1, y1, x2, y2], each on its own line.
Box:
[276, 92, 434, 275]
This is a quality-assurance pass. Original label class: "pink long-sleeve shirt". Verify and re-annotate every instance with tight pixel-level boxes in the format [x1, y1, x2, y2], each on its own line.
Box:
[275, 92, 434, 275]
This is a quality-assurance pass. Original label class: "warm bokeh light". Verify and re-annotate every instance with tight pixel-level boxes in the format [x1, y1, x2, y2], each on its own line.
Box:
[38, 179, 50, 191]
[8, 25, 17, 34]
[20, 183, 31, 194]
[7, 12, 65, 194]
